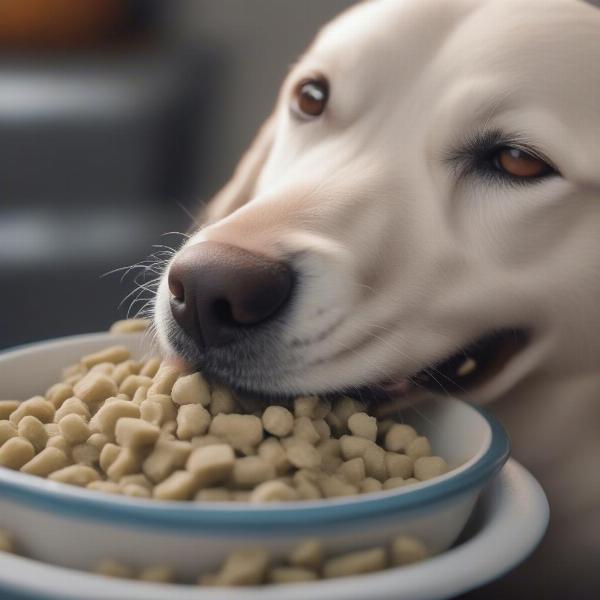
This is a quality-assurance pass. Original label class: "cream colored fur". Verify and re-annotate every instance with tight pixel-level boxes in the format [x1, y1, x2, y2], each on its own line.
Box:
[155, 0, 600, 596]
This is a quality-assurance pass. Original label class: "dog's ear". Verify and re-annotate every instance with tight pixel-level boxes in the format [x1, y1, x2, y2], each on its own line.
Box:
[200, 115, 276, 225]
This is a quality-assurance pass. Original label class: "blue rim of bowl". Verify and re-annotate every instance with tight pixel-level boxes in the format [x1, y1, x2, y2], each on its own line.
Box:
[0, 401, 510, 533]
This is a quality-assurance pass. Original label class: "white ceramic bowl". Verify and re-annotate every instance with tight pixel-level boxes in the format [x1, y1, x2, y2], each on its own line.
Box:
[0, 460, 549, 600]
[0, 333, 510, 579]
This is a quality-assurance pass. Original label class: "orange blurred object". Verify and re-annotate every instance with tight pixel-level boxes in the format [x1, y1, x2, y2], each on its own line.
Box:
[0, 0, 127, 49]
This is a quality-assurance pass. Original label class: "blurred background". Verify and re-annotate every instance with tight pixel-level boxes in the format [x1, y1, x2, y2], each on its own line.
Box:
[0, 0, 355, 349]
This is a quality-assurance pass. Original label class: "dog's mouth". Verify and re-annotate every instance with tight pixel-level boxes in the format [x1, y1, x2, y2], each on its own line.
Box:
[210, 326, 530, 412]
[366, 327, 529, 407]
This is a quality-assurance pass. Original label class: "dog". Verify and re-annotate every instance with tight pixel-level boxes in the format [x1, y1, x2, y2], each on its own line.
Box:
[153, 0, 600, 597]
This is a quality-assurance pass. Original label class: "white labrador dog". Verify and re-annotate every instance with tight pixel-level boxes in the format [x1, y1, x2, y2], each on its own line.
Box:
[154, 0, 600, 596]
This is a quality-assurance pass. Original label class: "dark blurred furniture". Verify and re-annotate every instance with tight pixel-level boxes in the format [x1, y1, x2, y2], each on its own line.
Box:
[0, 40, 215, 348]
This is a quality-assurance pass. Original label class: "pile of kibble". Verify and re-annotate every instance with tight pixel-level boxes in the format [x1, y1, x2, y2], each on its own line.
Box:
[0, 528, 429, 585]
[0, 320, 449, 502]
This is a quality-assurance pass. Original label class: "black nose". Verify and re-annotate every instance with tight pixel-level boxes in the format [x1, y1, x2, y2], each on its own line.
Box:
[168, 241, 294, 348]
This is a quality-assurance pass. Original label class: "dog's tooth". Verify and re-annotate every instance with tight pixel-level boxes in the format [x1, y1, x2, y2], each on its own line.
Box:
[457, 358, 477, 377]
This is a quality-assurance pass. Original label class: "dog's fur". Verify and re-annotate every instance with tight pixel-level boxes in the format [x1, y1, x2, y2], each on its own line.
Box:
[154, 0, 600, 596]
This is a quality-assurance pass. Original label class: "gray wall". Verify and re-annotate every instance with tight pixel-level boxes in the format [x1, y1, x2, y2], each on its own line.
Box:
[169, 0, 357, 199]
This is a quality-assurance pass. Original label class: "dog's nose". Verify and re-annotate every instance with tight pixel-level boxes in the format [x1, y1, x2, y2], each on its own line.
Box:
[168, 241, 293, 348]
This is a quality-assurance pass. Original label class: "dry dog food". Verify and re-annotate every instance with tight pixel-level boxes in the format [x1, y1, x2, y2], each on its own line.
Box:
[0, 321, 449, 501]
[0, 527, 429, 585]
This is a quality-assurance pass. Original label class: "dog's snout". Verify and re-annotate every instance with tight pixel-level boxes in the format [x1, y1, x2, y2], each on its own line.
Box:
[168, 241, 293, 348]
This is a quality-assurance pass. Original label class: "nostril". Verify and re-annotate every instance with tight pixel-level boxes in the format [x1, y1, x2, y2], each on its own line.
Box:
[212, 298, 237, 327]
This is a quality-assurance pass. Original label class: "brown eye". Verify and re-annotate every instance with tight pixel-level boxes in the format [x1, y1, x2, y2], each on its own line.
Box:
[292, 77, 329, 119]
[494, 147, 552, 178]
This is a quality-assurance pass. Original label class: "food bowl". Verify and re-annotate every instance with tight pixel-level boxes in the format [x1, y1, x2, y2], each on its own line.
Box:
[0, 332, 510, 578]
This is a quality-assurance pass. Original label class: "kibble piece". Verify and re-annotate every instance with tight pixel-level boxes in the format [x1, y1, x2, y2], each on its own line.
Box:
[122, 483, 151, 498]
[87, 433, 109, 451]
[0, 401, 19, 420]
[337, 457, 366, 484]
[261, 406, 294, 437]
[131, 387, 147, 406]
[20, 447, 69, 477]
[0, 530, 15, 553]
[250, 480, 299, 502]
[149, 394, 177, 422]
[54, 397, 90, 422]
[323, 547, 387, 578]
[111, 361, 136, 386]
[49, 465, 100, 486]
[318, 438, 341, 457]
[390, 536, 429, 565]
[258, 438, 290, 475]
[58, 414, 90, 445]
[269, 567, 317, 584]
[384, 424, 418, 452]
[94, 559, 134, 579]
[377, 419, 396, 437]
[293, 417, 321, 444]
[71, 443, 100, 466]
[414, 456, 449, 481]
[147, 364, 180, 396]
[176, 404, 211, 440]
[339, 435, 372, 460]
[284, 438, 322, 469]
[46, 435, 70, 456]
[186, 444, 235, 487]
[360, 477, 383, 493]
[295, 477, 322, 500]
[405, 436, 432, 460]
[385, 453, 413, 479]
[209, 414, 263, 451]
[139, 399, 165, 427]
[213, 548, 270, 586]
[106, 448, 143, 481]
[318, 474, 358, 498]
[143, 439, 191, 483]
[81, 346, 130, 369]
[119, 375, 153, 398]
[90, 400, 140, 437]
[115, 418, 160, 449]
[209, 386, 237, 415]
[99, 443, 121, 473]
[73, 373, 117, 405]
[312, 418, 331, 440]
[109, 318, 150, 334]
[232, 456, 276, 488]
[364, 445, 388, 481]
[289, 539, 323, 570]
[0, 437, 35, 469]
[89, 362, 114, 376]
[119, 474, 152, 490]
[293, 396, 321, 419]
[139, 565, 175, 583]
[195, 487, 231, 502]
[348, 413, 377, 442]
[153, 470, 199, 500]
[87, 481, 122, 495]
[325, 411, 344, 434]
[383, 477, 408, 490]
[139, 357, 161, 378]
[333, 397, 365, 428]
[9, 397, 54, 425]
[191, 435, 223, 449]
[172, 373, 211, 407]
[0, 420, 17, 445]
[45, 423, 60, 437]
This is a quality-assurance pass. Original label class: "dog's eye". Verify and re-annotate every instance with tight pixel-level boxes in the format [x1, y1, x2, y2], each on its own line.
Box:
[493, 147, 553, 178]
[291, 77, 329, 119]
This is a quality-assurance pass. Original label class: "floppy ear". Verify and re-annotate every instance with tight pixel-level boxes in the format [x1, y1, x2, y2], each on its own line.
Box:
[201, 115, 276, 225]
